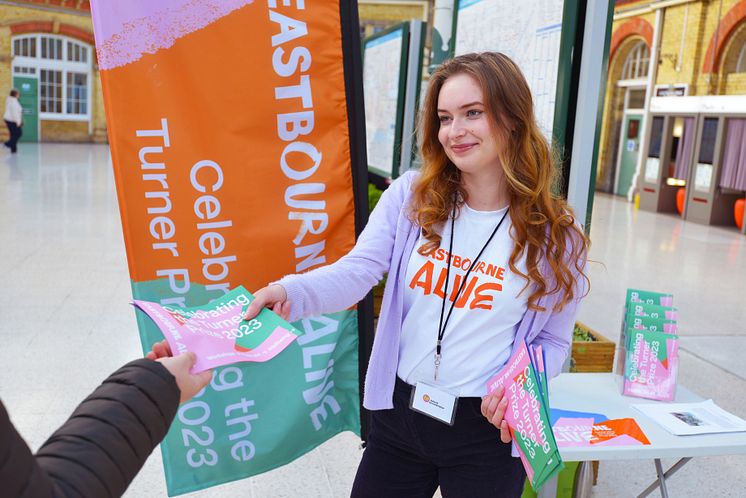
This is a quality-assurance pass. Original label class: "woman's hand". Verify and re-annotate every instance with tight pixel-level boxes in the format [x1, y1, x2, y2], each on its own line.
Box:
[481, 386, 513, 443]
[243, 284, 291, 321]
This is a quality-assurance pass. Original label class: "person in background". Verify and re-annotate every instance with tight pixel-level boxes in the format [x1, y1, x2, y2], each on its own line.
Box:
[3, 89, 23, 154]
[245, 52, 589, 498]
[0, 351, 212, 497]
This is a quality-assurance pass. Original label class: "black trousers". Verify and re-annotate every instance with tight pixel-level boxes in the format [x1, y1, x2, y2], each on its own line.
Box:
[351, 377, 526, 498]
[4, 120, 21, 153]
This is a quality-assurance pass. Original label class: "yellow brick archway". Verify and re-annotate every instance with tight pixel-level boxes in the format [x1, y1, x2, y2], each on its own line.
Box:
[596, 35, 651, 193]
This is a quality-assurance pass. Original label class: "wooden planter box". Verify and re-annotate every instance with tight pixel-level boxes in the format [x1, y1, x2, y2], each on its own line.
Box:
[571, 321, 615, 373]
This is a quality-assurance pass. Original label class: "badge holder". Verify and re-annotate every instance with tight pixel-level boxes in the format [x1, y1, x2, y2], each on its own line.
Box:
[409, 381, 459, 426]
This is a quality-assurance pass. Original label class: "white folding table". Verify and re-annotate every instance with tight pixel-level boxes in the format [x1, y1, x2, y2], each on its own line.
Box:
[537, 373, 746, 498]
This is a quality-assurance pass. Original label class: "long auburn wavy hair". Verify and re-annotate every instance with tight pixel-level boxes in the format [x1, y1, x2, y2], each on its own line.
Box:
[411, 52, 589, 312]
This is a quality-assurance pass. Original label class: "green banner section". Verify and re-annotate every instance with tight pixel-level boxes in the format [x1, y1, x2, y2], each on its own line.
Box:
[133, 281, 360, 496]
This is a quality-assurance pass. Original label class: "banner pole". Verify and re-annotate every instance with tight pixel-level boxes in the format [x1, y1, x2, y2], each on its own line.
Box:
[340, 0, 374, 443]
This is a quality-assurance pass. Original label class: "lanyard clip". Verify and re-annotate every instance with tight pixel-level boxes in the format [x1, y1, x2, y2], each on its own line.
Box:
[434, 352, 442, 381]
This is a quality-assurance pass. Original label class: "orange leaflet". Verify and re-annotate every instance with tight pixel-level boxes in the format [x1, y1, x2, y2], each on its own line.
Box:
[590, 418, 651, 445]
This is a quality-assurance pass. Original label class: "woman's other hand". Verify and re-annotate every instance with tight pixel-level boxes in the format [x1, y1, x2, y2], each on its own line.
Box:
[243, 284, 291, 321]
[481, 386, 513, 443]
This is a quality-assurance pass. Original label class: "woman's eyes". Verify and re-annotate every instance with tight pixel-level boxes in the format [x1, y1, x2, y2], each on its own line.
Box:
[438, 110, 482, 124]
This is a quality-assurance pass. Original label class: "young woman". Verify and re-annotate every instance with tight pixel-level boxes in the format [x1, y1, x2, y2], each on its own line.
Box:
[246, 52, 589, 498]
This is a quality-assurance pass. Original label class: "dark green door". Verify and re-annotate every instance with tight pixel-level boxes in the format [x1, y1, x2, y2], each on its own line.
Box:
[13, 76, 38, 142]
[615, 113, 643, 196]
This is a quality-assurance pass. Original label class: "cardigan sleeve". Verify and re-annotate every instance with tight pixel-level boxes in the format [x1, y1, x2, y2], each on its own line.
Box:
[529, 225, 590, 379]
[531, 290, 584, 379]
[0, 359, 180, 498]
[278, 171, 417, 322]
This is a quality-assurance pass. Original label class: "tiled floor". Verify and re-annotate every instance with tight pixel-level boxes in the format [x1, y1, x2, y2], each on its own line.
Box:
[1, 143, 745, 497]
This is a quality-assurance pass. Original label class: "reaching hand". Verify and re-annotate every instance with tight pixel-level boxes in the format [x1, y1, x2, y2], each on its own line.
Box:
[243, 284, 291, 321]
[156, 352, 212, 403]
[481, 386, 513, 443]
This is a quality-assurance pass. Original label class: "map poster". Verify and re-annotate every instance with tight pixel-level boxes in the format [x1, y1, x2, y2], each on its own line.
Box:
[454, 0, 565, 138]
[363, 23, 409, 178]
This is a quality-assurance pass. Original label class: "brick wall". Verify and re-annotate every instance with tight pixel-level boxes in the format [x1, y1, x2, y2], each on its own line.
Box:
[597, 12, 655, 191]
[359, 2, 427, 23]
[0, 3, 106, 143]
[40, 119, 88, 141]
[656, 3, 701, 88]
[597, 0, 746, 190]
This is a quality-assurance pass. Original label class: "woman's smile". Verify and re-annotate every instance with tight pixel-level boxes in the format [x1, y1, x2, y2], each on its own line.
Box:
[450, 142, 478, 154]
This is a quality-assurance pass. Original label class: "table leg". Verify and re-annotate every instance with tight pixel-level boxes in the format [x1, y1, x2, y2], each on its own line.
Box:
[636, 457, 693, 498]
[654, 459, 669, 498]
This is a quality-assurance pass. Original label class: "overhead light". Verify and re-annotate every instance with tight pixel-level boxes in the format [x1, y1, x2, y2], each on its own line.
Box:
[667, 178, 686, 186]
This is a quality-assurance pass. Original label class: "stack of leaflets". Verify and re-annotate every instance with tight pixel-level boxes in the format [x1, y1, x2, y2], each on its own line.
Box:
[486, 341, 563, 490]
[133, 285, 300, 373]
[617, 289, 680, 401]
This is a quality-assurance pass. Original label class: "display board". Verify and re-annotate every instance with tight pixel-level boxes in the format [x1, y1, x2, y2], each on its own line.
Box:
[363, 23, 409, 178]
[451, 0, 611, 231]
[399, 19, 426, 175]
[89, 1, 370, 495]
[453, 0, 565, 139]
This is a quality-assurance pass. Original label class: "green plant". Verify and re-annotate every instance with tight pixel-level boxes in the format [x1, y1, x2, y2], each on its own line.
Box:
[572, 324, 595, 342]
[368, 183, 383, 214]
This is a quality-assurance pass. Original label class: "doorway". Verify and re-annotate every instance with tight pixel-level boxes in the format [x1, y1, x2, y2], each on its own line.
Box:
[615, 112, 643, 196]
[12, 75, 39, 143]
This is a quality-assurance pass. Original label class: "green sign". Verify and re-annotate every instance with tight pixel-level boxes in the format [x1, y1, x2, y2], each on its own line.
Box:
[131, 280, 361, 496]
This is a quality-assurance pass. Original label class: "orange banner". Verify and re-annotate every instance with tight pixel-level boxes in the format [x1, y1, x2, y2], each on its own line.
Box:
[100, 4, 356, 295]
[91, 2, 369, 494]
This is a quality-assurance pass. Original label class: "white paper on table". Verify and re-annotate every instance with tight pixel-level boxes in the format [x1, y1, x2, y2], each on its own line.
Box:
[632, 399, 746, 436]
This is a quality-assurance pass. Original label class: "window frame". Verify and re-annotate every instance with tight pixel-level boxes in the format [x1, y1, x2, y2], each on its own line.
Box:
[621, 41, 650, 82]
[40, 68, 64, 114]
[736, 43, 746, 73]
[11, 34, 92, 122]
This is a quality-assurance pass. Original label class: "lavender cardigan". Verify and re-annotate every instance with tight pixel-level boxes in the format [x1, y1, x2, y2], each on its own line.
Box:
[279, 171, 586, 410]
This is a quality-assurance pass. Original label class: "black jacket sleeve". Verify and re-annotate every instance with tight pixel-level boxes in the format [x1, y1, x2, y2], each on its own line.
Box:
[1, 359, 180, 498]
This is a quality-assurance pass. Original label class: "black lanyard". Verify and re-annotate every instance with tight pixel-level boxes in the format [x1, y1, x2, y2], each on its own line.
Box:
[434, 202, 509, 381]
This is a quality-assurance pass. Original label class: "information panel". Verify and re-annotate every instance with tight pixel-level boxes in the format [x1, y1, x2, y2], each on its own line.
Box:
[454, 0, 565, 138]
[363, 23, 408, 178]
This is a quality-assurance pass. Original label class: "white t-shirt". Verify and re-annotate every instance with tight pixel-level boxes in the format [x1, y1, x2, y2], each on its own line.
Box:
[397, 203, 529, 396]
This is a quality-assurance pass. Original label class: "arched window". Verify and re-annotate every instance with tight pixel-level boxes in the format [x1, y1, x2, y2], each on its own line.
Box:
[11, 34, 92, 119]
[736, 43, 746, 73]
[621, 41, 650, 80]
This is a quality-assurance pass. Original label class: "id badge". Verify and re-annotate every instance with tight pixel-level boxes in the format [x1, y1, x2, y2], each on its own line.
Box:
[409, 382, 458, 425]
